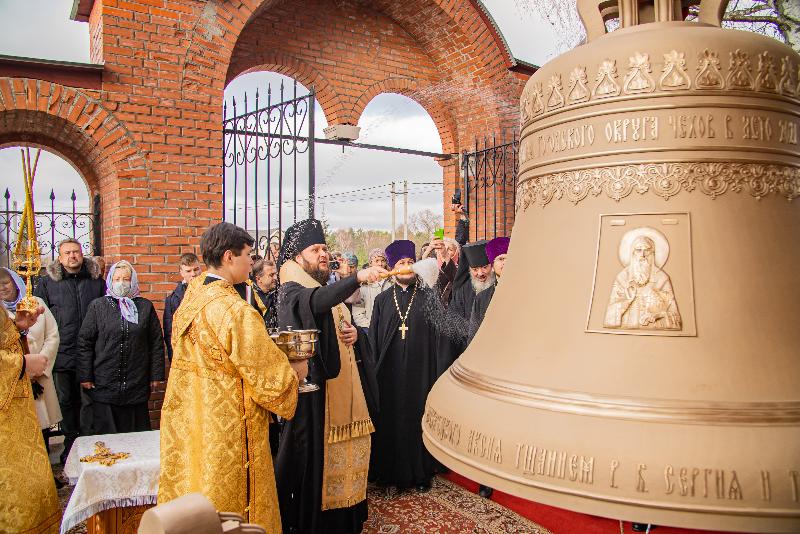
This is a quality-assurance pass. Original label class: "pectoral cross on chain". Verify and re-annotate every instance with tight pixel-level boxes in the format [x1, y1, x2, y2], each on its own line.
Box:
[399, 323, 409, 340]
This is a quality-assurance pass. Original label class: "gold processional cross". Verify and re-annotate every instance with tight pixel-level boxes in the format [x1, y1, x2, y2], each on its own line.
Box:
[79, 441, 131, 467]
[12, 148, 43, 313]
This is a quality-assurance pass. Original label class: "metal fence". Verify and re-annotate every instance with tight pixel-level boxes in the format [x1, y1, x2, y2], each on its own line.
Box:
[1, 188, 100, 269]
[461, 131, 519, 241]
[222, 81, 315, 258]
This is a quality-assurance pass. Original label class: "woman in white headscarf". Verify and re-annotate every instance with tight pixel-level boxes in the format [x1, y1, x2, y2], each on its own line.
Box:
[77, 260, 165, 434]
[0, 267, 62, 431]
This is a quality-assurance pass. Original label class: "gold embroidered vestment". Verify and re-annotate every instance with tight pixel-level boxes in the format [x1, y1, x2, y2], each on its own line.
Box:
[0, 312, 61, 534]
[158, 275, 298, 532]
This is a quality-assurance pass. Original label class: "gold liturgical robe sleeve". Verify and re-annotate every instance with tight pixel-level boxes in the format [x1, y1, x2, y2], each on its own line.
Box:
[0, 313, 61, 534]
[228, 305, 298, 419]
[159, 276, 297, 533]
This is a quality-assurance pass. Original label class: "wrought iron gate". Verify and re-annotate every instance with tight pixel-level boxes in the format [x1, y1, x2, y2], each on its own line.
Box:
[223, 81, 454, 258]
[1, 188, 101, 269]
[222, 81, 316, 258]
[461, 131, 519, 241]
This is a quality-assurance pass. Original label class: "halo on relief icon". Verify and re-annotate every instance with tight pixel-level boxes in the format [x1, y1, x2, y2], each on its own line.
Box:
[618, 226, 669, 268]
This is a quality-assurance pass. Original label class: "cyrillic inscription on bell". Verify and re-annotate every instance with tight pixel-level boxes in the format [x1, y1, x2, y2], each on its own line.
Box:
[424, 0, 800, 532]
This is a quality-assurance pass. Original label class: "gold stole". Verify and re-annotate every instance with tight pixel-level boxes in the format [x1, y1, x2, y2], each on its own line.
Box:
[279, 260, 374, 510]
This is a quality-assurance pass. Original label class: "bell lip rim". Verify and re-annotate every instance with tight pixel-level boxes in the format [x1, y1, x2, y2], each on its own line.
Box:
[422, 432, 800, 521]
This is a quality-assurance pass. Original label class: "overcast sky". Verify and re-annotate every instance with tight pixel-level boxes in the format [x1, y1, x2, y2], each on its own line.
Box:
[0, 0, 560, 231]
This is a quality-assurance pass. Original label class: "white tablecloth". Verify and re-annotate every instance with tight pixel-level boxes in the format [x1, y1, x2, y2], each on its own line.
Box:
[61, 430, 160, 534]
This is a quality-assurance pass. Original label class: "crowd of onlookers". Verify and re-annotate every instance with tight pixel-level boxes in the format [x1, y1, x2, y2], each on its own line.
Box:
[6, 206, 494, 485]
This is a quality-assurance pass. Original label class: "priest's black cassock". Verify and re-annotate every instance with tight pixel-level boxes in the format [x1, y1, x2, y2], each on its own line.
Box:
[435, 240, 489, 373]
[274, 221, 377, 534]
[368, 279, 438, 489]
[469, 284, 495, 338]
[469, 236, 509, 340]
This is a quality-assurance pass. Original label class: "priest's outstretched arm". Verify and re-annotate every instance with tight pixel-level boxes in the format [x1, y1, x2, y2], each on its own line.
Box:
[308, 276, 360, 313]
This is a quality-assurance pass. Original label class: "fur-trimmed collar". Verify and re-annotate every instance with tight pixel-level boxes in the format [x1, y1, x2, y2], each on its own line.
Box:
[44, 256, 102, 281]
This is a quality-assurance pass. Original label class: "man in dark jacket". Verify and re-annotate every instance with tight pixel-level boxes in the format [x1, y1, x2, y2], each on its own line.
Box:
[34, 238, 106, 463]
[251, 258, 278, 330]
[162, 253, 202, 361]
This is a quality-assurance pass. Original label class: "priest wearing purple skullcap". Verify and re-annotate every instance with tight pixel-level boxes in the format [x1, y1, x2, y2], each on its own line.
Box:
[368, 240, 439, 493]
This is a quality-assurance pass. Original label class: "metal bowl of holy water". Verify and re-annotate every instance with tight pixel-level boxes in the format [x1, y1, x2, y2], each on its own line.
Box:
[270, 327, 320, 393]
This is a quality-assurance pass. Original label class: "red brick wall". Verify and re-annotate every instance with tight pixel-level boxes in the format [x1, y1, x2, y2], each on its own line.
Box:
[0, 0, 527, 424]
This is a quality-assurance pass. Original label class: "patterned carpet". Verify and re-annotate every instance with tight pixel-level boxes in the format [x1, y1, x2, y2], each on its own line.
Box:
[363, 477, 551, 534]
[57, 473, 549, 534]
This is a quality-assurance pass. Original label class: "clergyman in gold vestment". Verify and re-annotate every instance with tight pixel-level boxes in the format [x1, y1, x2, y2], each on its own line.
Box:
[159, 223, 303, 533]
[0, 306, 61, 533]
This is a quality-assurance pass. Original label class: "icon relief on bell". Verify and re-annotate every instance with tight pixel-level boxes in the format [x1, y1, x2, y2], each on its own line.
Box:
[546, 74, 565, 110]
[603, 227, 682, 331]
[531, 83, 545, 116]
[592, 59, 621, 98]
[756, 51, 779, 92]
[567, 67, 590, 103]
[660, 50, 691, 91]
[623, 52, 655, 94]
[696, 49, 725, 89]
[520, 91, 532, 125]
[727, 49, 755, 90]
[777, 57, 797, 96]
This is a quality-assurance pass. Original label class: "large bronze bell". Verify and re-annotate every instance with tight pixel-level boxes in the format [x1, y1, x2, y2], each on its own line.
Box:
[423, 0, 800, 531]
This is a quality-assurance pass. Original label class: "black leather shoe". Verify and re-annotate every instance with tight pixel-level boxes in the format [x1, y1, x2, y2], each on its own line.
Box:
[416, 480, 432, 492]
[478, 485, 494, 498]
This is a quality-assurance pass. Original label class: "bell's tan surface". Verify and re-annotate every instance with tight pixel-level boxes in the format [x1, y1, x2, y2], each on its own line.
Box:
[423, 0, 800, 531]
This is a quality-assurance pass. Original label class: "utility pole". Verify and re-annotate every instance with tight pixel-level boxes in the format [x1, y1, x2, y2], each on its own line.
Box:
[390, 181, 396, 241]
[403, 179, 408, 240]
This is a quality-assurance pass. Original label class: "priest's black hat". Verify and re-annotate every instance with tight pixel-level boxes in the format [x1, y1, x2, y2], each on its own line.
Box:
[462, 240, 489, 268]
[278, 219, 326, 268]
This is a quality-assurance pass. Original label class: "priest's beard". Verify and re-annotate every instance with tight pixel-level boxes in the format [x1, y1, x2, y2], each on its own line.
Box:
[395, 273, 416, 287]
[630, 255, 653, 286]
[471, 271, 496, 293]
[300, 257, 329, 285]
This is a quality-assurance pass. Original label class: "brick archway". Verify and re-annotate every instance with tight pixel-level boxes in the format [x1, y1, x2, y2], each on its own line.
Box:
[0, 78, 149, 260]
[229, 51, 347, 125]
[352, 78, 457, 155]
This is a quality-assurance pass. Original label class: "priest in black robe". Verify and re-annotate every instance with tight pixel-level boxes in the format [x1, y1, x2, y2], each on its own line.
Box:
[449, 240, 494, 320]
[368, 240, 439, 492]
[436, 240, 495, 375]
[470, 236, 510, 332]
[275, 219, 385, 534]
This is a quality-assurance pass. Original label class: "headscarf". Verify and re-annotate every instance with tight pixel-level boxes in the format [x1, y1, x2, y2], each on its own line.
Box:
[106, 260, 140, 324]
[0, 267, 25, 313]
[343, 252, 358, 267]
[368, 248, 385, 263]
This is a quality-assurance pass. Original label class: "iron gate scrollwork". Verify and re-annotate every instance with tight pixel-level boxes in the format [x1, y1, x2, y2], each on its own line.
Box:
[1, 188, 101, 269]
[222, 81, 315, 259]
[461, 131, 519, 241]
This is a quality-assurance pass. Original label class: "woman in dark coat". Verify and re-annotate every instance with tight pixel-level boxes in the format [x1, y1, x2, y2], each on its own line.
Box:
[77, 260, 165, 433]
